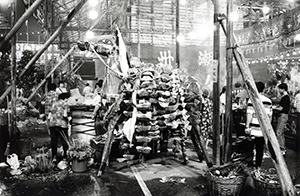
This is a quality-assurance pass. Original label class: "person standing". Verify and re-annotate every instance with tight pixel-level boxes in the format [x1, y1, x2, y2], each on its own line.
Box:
[48, 93, 71, 163]
[43, 83, 58, 121]
[56, 81, 68, 96]
[275, 83, 290, 156]
[294, 90, 300, 152]
[245, 82, 273, 167]
[83, 83, 93, 97]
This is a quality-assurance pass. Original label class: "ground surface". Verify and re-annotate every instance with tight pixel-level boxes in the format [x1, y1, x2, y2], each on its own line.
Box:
[1, 122, 300, 196]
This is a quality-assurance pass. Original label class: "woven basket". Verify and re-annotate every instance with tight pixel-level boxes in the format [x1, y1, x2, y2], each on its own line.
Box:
[206, 164, 247, 196]
[253, 176, 282, 196]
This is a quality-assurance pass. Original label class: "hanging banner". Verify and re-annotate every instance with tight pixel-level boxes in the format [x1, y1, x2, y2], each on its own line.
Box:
[235, 6, 300, 46]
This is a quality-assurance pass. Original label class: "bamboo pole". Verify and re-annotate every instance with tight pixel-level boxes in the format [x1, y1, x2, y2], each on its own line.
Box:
[224, 0, 233, 163]
[175, 0, 180, 68]
[25, 45, 76, 104]
[212, 0, 221, 166]
[10, 0, 17, 154]
[0, 0, 88, 104]
[0, 0, 45, 51]
[219, 19, 295, 196]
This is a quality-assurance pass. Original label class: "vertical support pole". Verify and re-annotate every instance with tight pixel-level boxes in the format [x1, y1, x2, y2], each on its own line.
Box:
[137, 0, 141, 59]
[175, 0, 180, 68]
[10, 0, 17, 154]
[213, 0, 221, 166]
[224, 0, 233, 163]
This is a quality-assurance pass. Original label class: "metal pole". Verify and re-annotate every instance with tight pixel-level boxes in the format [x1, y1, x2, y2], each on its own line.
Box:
[224, 0, 233, 163]
[0, 0, 88, 104]
[0, 0, 45, 50]
[212, 0, 221, 166]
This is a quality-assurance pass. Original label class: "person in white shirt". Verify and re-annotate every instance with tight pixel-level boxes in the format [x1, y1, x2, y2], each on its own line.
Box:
[83, 83, 93, 97]
[56, 81, 68, 95]
[245, 82, 272, 167]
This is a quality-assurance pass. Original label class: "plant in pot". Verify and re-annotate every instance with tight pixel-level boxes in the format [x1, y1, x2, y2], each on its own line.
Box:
[67, 140, 95, 172]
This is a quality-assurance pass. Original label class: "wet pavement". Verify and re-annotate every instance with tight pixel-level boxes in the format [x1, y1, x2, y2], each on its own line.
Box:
[2, 119, 300, 196]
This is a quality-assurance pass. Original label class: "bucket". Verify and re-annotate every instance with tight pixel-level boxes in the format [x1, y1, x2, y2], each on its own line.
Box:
[71, 159, 87, 173]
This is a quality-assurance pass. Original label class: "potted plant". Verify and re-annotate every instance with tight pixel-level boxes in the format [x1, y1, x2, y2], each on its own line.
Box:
[67, 140, 94, 172]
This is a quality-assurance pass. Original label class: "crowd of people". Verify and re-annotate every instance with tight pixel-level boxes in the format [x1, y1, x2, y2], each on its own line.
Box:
[230, 80, 300, 167]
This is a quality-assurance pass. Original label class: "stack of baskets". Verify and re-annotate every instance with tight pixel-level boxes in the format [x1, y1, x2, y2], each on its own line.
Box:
[206, 163, 247, 196]
[252, 168, 282, 196]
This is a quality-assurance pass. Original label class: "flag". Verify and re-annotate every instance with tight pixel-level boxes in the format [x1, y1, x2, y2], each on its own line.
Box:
[116, 26, 129, 77]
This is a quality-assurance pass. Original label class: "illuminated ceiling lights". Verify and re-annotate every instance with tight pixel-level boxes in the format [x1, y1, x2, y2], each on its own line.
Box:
[89, 9, 98, 20]
[180, 0, 187, 5]
[229, 11, 239, 22]
[88, 0, 98, 6]
[86, 30, 95, 39]
[262, 6, 270, 15]
[176, 34, 185, 43]
[294, 33, 300, 41]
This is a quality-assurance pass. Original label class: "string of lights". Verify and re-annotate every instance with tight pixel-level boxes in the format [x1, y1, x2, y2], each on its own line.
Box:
[247, 46, 300, 64]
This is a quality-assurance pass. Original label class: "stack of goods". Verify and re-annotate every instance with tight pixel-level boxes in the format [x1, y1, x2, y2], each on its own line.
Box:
[135, 68, 158, 158]
[118, 65, 190, 162]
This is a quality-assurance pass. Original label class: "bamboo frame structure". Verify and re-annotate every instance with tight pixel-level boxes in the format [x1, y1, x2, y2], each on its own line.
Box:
[219, 18, 295, 196]
[0, 0, 88, 104]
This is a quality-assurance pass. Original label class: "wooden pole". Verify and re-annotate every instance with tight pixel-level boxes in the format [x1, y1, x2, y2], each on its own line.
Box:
[10, 0, 17, 154]
[175, 0, 180, 68]
[219, 19, 295, 196]
[25, 45, 76, 104]
[224, 0, 233, 163]
[137, 0, 141, 59]
[212, 0, 221, 166]
[0, 0, 45, 51]
[0, 0, 88, 104]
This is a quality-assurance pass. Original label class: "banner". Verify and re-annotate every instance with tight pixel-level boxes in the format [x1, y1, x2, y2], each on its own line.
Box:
[235, 6, 300, 46]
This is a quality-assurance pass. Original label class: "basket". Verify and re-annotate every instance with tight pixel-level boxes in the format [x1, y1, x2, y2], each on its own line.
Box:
[206, 164, 247, 196]
[252, 175, 282, 196]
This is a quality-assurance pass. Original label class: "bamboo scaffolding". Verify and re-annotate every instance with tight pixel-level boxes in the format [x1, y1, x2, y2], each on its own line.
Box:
[0, 0, 45, 51]
[25, 45, 76, 104]
[219, 18, 295, 196]
[0, 0, 88, 104]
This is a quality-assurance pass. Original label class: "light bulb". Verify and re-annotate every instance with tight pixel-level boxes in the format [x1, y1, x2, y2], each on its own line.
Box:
[262, 6, 270, 15]
[86, 31, 94, 39]
[229, 11, 239, 22]
[89, 10, 98, 20]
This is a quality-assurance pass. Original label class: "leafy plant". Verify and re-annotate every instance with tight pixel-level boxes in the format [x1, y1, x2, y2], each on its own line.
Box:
[67, 140, 94, 161]
[17, 50, 45, 98]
